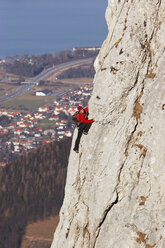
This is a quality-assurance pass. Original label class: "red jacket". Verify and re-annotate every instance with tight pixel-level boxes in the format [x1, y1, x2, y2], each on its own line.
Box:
[78, 107, 94, 124]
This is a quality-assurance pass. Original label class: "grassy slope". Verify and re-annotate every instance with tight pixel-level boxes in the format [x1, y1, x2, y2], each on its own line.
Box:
[21, 216, 59, 248]
[0, 83, 19, 97]
[0, 77, 92, 112]
[0, 94, 54, 112]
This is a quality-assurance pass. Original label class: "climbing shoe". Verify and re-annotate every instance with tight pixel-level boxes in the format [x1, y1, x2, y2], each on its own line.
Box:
[73, 148, 79, 153]
[83, 131, 88, 135]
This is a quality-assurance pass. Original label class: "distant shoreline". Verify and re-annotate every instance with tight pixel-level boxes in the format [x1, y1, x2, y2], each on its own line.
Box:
[0, 48, 70, 60]
[0, 46, 101, 60]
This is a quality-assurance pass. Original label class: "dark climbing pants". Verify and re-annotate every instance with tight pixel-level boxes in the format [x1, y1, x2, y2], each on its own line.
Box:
[74, 123, 92, 151]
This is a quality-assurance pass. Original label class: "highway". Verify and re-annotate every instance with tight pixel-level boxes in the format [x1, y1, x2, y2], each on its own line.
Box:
[0, 58, 94, 102]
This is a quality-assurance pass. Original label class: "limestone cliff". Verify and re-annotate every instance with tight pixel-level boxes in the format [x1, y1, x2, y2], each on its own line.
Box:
[51, 0, 165, 247]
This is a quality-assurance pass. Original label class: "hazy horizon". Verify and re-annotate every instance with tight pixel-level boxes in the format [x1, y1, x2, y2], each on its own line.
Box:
[0, 0, 108, 58]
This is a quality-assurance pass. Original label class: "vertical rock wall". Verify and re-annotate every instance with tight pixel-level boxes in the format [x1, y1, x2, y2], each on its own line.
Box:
[51, 0, 165, 247]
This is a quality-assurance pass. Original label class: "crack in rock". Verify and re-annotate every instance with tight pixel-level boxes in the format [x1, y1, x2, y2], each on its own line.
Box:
[93, 191, 119, 248]
[92, 104, 140, 247]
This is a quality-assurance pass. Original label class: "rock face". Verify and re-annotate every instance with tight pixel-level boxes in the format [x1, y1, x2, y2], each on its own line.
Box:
[51, 0, 165, 247]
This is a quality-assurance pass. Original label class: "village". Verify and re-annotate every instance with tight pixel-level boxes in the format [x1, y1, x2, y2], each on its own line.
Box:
[0, 84, 92, 166]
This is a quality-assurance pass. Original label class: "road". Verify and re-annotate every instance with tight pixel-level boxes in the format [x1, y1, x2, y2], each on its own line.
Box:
[0, 58, 94, 102]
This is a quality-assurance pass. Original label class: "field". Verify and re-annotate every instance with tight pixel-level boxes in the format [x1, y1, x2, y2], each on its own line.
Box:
[0, 78, 93, 112]
[61, 77, 93, 85]
[46, 59, 93, 82]
[0, 93, 55, 112]
[21, 215, 59, 248]
[36, 119, 55, 128]
[0, 83, 19, 97]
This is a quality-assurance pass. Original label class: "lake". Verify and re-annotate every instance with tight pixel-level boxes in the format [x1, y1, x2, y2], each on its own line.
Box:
[0, 0, 107, 58]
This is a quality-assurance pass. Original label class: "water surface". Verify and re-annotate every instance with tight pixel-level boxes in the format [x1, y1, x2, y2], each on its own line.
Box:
[0, 0, 107, 57]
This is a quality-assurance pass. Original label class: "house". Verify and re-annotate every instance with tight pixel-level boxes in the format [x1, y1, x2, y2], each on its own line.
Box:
[34, 128, 42, 132]
[17, 121, 26, 127]
[11, 111, 21, 117]
[14, 128, 24, 135]
[82, 92, 90, 96]
[34, 133, 41, 137]
[43, 129, 55, 136]
[14, 145, 20, 152]
[54, 106, 63, 115]
[1, 111, 8, 116]
[42, 139, 51, 144]
[61, 120, 68, 124]
[58, 126, 64, 130]
[36, 89, 53, 96]
[9, 123, 17, 129]
[0, 162, 6, 167]
[24, 114, 32, 118]
[57, 131, 65, 135]
[68, 107, 77, 115]
[0, 59, 6, 64]
[34, 113, 43, 119]
[38, 105, 50, 112]
[53, 100, 59, 106]
[49, 116, 59, 121]
[72, 46, 101, 52]
[65, 131, 72, 137]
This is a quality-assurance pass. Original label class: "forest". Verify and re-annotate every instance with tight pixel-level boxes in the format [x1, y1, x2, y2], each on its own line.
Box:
[0, 137, 72, 248]
[3, 49, 98, 78]
[58, 62, 95, 79]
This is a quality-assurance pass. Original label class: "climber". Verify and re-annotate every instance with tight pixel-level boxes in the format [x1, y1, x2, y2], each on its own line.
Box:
[73, 106, 94, 153]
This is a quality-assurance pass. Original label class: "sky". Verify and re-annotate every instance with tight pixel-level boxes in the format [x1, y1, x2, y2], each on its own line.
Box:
[0, 0, 108, 57]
